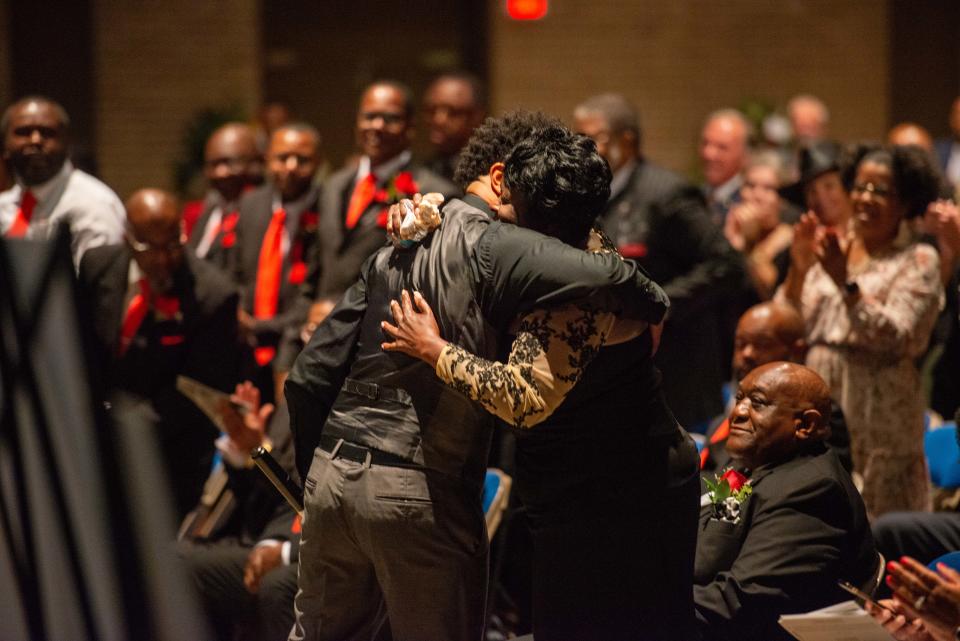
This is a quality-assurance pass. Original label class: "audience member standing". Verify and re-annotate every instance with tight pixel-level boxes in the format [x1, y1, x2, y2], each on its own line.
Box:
[700, 108, 752, 224]
[184, 123, 263, 271]
[421, 72, 487, 182]
[77, 189, 239, 516]
[574, 93, 744, 429]
[234, 124, 322, 401]
[724, 151, 795, 300]
[787, 94, 830, 146]
[0, 96, 124, 266]
[779, 144, 944, 516]
[314, 80, 457, 312]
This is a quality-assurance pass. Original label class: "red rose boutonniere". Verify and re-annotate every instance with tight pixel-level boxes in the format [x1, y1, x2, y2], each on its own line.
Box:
[373, 172, 420, 229]
[704, 468, 752, 524]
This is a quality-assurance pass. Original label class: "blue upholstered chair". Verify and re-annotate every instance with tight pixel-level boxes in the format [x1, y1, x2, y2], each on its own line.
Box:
[483, 468, 513, 538]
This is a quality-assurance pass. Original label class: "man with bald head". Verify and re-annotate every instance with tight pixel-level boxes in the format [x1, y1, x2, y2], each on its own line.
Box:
[0, 96, 124, 266]
[700, 108, 752, 223]
[184, 123, 263, 269]
[701, 301, 852, 472]
[78, 188, 239, 515]
[888, 122, 935, 152]
[788, 94, 830, 145]
[694, 362, 876, 641]
[234, 123, 323, 397]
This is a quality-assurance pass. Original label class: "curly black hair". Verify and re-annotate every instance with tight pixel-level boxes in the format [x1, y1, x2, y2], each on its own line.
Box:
[842, 142, 941, 219]
[452, 110, 561, 190]
[503, 123, 612, 247]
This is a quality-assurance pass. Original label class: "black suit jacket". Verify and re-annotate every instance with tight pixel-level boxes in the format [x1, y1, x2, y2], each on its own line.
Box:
[185, 191, 239, 274]
[233, 183, 322, 347]
[78, 245, 240, 514]
[78, 244, 239, 400]
[936, 138, 954, 173]
[597, 160, 744, 426]
[316, 159, 458, 300]
[693, 445, 876, 641]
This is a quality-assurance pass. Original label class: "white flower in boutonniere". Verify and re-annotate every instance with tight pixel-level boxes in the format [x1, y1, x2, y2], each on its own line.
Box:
[704, 468, 753, 524]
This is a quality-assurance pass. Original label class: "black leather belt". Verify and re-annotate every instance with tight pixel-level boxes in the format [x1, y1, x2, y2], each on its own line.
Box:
[342, 378, 408, 404]
[319, 434, 422, 469]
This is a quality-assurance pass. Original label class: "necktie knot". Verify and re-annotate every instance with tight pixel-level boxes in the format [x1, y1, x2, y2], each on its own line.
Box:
[5, 189, 37, 237]
[21, 190, 36, 213]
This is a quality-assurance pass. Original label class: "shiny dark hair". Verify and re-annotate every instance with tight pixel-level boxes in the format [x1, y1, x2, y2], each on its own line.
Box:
[842, 142, 941, 219]
[452, 110, 560, 190]
[503, 124, 612, 247]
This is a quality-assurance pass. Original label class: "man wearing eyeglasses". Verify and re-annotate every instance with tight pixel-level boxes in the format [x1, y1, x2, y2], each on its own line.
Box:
[0, 96, 125, 267]
[184, 123, 263, 271]
[311, 81, 457, 323]
[78, 188, 240, 517]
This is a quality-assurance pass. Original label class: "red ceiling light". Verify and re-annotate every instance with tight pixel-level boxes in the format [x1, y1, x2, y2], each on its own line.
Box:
[507, 0, 548, 21]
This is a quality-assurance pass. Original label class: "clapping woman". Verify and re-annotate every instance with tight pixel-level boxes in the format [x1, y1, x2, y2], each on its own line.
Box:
[779, 144, 943, 516]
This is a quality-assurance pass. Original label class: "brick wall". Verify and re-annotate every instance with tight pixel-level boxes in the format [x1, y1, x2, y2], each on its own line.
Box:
[489, 0, 890, 176]
[93, 0, 261, 198]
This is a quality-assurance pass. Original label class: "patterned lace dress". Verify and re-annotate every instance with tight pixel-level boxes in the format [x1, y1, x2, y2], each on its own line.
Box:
[784, 242, 943, 516]
[434, 229, 629, 430]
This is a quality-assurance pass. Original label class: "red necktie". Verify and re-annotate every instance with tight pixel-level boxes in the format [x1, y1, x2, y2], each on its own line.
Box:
[6, 190, 36, 238]
[118, 278, 151, 357]
[253, 207, 286, 366]
[344, 173, 376, 229]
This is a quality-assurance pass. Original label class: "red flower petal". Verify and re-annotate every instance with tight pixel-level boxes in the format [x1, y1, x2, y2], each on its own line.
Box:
[721, 469, 748, 492]
[221, 211, 239, 232]
[393, 171, 418, 195]
[221, 231, 236, 248]
[288, 261, 306, 285]
[376, 209, 389, 228]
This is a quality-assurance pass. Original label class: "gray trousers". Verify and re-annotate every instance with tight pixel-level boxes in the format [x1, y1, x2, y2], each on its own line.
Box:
[290, 448, 488, 641]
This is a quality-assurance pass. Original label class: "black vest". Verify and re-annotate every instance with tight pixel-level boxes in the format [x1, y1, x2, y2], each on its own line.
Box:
[321, 200, 499, 487]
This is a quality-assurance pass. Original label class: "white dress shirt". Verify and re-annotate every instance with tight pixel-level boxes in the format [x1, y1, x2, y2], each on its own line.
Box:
[0, 161, 125, 267]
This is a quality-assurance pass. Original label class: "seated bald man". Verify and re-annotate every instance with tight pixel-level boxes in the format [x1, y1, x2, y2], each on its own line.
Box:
[694, 362, 876, 641]
[700, 301, 852, 473]
[78, 189, 240, 516]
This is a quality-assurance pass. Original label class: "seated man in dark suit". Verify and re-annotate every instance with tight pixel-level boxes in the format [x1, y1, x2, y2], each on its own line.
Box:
[77, 188, 239, 517]
[694, 362, 876, 641]
[182, 382, 299, 641]
[700, 301, 852, 473]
